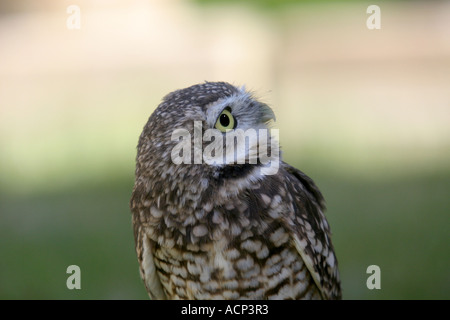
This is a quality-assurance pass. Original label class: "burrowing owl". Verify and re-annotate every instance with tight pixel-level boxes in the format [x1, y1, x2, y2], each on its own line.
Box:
[130, 82, 341, 299]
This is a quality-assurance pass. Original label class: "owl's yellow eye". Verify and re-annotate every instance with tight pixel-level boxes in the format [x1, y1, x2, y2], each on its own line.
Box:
[215, 108, 236, 132]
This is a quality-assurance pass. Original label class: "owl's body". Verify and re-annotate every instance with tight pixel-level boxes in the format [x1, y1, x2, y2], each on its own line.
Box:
[130, 82, 341, 299]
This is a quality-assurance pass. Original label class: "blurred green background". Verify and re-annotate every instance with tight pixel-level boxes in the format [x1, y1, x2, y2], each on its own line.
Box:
[0, 0, 449, 299]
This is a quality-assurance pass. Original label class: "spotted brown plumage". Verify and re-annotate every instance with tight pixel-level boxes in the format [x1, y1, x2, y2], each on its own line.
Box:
[130, 82, 341, 299]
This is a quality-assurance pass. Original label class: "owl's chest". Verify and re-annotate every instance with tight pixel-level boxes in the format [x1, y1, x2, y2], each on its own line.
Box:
[152, 231, 319, 299]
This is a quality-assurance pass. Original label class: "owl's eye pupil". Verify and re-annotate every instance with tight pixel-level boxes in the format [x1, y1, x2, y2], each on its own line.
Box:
[220, 114, 230, 127]
[215, 108, 235, 132]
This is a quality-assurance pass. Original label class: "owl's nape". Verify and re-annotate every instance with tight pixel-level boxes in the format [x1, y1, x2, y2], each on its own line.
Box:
[130, 81, 341, 300]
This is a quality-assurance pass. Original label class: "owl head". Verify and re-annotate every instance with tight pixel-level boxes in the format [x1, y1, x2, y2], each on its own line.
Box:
[134, 82, 279, 207]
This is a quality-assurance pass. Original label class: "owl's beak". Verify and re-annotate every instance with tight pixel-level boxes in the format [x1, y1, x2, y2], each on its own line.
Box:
[260, 103, 276, 124]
